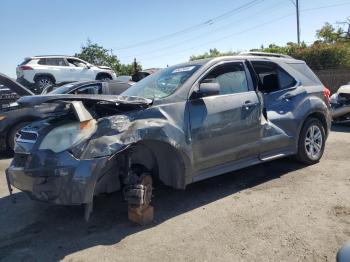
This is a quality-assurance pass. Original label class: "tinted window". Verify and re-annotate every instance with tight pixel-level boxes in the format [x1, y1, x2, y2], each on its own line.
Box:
[252, 61, 296, 93]
[202, 62, 249, 95]
[288, 63, 321, 84]
[38, 58, 67, 66]
[277, 68, 296, 89]
[73, 84, 101, 94]
[67, 58, 87, 67]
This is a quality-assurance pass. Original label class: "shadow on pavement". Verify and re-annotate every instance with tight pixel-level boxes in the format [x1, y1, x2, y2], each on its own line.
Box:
[0, 151, 13, 160]
[0, 158, 305, 261]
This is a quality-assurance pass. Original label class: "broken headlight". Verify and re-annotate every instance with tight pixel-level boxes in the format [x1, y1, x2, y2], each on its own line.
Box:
[39, 120, 97, 153]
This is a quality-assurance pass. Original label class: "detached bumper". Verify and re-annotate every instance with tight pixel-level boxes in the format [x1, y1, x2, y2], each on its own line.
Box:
[6, 150, 113, 205]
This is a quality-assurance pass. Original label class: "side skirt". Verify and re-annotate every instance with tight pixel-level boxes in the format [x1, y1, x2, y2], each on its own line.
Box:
[192, 147, 295, 184]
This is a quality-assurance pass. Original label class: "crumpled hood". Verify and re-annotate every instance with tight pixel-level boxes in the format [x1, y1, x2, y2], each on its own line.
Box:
[0, 73, 34, 96]
[17, 94, 152, 107]
[337, 85, 350, 95]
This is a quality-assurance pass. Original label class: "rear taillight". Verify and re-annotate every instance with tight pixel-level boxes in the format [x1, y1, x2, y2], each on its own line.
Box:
[20, 65, 33, 70]
[323, 87, 331, 105]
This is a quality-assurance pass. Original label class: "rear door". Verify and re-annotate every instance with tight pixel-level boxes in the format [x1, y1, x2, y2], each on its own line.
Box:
[39, 58, 72, 82]
[250, 60, 304, 157]
[188, 61, 261, 172]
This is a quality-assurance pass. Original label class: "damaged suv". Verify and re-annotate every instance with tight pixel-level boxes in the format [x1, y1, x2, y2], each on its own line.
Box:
[6, 55, 331, 220]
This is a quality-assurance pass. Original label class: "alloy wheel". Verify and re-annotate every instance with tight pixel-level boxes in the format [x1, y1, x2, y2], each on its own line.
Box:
[304, 125, 323, 160]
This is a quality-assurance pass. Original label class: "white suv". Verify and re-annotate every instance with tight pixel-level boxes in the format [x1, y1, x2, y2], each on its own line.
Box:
[16, 56, 117, 92]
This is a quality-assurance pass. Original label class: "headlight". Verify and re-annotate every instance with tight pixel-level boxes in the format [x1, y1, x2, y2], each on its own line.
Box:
[330, 93, 338, 104]
[39, 120, 97, 153]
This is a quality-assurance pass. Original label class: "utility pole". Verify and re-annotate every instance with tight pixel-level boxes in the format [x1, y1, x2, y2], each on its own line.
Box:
[291, 0, 301, 45]
[296, 0, 301, 45]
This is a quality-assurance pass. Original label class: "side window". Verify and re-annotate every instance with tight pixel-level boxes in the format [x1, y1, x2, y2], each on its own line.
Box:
[73, 84, 101, 95]
[251, 61, 296, 93]
[67, 59, 87, 67]
[201, 62, 249, 95]
[40, 58, 67, 66]
[277, 68, 296, 89]
[38, 58, 47, 65]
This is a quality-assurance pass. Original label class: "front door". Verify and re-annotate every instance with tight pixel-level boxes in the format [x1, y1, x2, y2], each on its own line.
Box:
[189, 61, 261, 172]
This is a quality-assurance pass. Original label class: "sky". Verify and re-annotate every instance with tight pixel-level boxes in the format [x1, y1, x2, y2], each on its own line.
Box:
[0, 0, 349, 77]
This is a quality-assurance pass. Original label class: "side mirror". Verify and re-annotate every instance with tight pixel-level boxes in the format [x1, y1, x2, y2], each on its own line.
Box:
[195, 82, 220, 98]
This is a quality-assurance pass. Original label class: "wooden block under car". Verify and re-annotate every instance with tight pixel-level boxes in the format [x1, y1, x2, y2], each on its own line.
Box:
[128, 205, 154, 225]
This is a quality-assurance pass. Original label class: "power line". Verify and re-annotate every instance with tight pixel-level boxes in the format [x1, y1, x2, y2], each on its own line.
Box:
[134, 1, 350, 62]
[113, 0, 264, 50]
[119, 0, 286, 60]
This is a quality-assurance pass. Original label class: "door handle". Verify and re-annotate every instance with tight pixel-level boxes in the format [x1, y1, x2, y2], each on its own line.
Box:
[243, 100, 255, 110]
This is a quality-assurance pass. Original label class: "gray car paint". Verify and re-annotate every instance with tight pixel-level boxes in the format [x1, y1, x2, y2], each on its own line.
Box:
[5, 56, 331, 206]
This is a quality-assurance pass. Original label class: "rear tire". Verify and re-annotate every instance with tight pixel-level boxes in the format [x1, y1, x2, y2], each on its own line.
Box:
[35, 76, 54, 91]
[7, 122, 30, 151]
[296, 118, 326, 165]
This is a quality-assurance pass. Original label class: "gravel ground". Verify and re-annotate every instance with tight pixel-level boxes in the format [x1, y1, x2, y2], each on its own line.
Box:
[0, 125, 349, 262]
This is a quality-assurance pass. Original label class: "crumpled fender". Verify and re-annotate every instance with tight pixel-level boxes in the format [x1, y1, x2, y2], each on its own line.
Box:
[79, 105, 193, 189]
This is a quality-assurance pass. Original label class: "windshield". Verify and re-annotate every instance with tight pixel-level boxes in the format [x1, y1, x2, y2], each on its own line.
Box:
[122, 64, 201, 99]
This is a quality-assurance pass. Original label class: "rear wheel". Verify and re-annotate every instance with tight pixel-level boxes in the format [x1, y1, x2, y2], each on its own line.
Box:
[35, 76, 54, 91]
[7, 122, 30, 151]
[296, 118, 326, 164]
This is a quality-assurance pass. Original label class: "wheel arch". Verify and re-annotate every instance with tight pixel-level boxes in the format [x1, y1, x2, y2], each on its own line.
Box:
[300, 111, 329, 138]
[126, 140, 191, 189]
[33, 73, 56, 83]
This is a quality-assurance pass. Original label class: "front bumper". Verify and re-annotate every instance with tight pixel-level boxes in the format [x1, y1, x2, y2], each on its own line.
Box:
[6, 150, 114, 205]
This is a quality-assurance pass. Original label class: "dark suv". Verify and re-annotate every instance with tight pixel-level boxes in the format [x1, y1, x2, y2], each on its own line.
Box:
[6, 55, 331, 220]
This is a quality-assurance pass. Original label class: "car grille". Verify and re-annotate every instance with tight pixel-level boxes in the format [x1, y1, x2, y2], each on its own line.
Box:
[17, 131, 38, 143]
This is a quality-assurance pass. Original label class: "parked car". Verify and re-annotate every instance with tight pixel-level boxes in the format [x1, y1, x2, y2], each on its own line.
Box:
[6, 55, 331, 221]
[16, 55, 117, 93]
[0, 73, 131, 151]
[330, 83, 350, 124]
[41, 80, 131, 95]
[0, 84, 21, 109]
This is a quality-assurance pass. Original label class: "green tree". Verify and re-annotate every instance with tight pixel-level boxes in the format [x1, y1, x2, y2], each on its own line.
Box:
[190, 48, 237, 61]
[316, 22, 346, 43]
[75, 39, 141, 75]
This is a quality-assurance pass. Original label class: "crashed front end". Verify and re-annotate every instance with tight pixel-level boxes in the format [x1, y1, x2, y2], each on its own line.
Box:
[331, 85, 350, 124]
[6, 95, 152, 206]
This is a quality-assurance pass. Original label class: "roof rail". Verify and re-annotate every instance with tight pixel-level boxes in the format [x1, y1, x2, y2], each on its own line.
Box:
[33, 55, 73, 57]
[239, 52, 293, 59]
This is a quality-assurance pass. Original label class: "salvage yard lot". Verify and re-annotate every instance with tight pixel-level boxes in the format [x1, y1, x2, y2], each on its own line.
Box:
[0, 126, 350, 262]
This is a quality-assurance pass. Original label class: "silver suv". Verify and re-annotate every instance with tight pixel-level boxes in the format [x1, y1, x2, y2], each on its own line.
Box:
[7, 54, 331, 220]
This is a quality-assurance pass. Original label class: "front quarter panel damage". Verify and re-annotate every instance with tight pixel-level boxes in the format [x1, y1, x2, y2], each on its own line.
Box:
[78, 103, 192, 189]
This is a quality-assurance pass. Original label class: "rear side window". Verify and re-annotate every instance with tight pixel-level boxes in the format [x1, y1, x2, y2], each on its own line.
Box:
[251, 61, 297, 93]
[288, 63, 321, 84]
[38, 58, 67, 66]
[201, 62, 249, 95]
